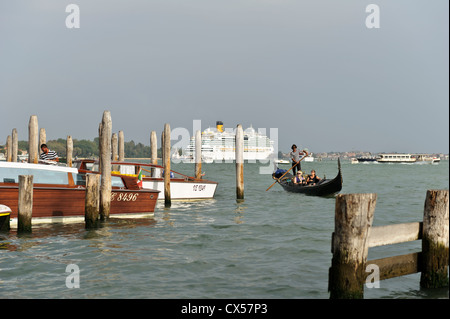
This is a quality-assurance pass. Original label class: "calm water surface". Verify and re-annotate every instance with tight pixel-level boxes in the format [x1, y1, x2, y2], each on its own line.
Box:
[0, 160, 448, 299]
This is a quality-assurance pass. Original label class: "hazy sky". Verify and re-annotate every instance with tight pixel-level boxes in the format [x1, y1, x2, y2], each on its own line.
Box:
[1, 0, 448, 154]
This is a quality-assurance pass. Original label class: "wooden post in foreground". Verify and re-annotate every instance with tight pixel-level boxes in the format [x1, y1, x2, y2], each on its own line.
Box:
[163, 124, 171, 207]
[28, 115, 39, 164]
[329, 193, 377, 299]
[18, 175, 34, 232]
[85, 173, 100, 228]
[99, 111, 112, 220]
[66, 136, 73, 167]
[420, 189, 449, 288]
[235, 124, 244, 201]
[195, 130, 202, 179]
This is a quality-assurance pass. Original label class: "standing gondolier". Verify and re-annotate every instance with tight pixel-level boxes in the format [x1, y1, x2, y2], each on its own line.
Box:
[289, 144, 308, 176]
[40, 144, 59, 162]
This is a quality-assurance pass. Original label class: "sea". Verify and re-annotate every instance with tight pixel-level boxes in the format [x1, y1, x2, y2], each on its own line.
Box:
[0, 159, 448, 303]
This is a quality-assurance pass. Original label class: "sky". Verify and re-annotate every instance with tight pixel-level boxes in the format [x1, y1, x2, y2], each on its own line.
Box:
[0, 0, 448, 154]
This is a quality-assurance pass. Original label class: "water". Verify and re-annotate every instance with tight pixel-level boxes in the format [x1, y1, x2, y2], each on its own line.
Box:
[0, 160, 448, 299]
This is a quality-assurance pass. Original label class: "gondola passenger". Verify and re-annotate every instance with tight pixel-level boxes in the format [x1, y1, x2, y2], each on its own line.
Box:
[293, 171, 306, 185]
[306, 170, 321, 185]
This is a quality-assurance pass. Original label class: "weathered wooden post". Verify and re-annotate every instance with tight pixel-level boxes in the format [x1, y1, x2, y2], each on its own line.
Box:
[195, 130, 202, 179]
[99, 111, 112, 220]
[329, 193, 377, 299]
[85, 173, 100, 228]
[150, 131, 157, 164]
[66, 135, 73, 167]
[18, 175, 34, 233]
[118, 130, 125, 161]
[111, 133, 118, 172]
[39, 128, 46, 156]
[6, 135, 12, 162]
[150, 131, 157, 177]
[163, 124, 171, 207]
[420, 189, 449, 288]
[12, 129, 18, 162]
[111, 133, 118, 161]
[235, 124, 244, 200]
[28, 115, 39, 164]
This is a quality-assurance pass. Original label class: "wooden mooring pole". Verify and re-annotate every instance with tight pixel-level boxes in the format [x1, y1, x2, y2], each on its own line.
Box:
[99, 111, 112, 220]
[28, 115, 39, 164]
[329, 193, 377, 299]
[6, 135, 11, 162]
[195, 130, 202, 179]
[235, 124, 244, 201]
[163, 123, 171, 207]
[18, 175, 34, 233]
[66, 135, 73, 167]
[85, 173, 100, 229]
[39, 128, 46, 156]
[12, 128, 18, 162]
[118, 130, 125, 162]
[420, 189, 449, 288]
[150, 131, 157, 177]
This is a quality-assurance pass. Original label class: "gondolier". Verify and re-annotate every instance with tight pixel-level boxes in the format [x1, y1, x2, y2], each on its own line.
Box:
[40, 144, 59, 162]
[289, 144, 308, 175]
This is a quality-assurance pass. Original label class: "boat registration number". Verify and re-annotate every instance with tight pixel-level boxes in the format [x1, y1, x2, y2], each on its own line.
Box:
[193, 184, 206, 192]
[111, 192, 139, 201]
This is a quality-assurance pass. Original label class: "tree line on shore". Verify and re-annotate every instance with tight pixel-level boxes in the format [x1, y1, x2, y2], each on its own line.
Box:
[0, 138, 162, 159]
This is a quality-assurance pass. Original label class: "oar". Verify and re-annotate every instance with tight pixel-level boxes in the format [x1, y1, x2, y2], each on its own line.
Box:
[266, 154, 307, 191]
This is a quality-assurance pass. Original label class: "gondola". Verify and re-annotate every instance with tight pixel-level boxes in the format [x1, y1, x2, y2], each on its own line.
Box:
[272, 159, 342, 196]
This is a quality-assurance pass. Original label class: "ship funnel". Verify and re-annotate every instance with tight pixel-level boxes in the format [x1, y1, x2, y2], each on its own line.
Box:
[216, 121, 224, 133]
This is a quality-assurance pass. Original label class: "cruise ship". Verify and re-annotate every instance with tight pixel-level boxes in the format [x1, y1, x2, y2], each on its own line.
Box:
[182, 121, 274, 162]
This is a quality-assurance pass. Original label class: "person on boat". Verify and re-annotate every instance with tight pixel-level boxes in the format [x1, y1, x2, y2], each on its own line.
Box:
[289, 144, 308, 175]
[306, 169, 321, 185]
[40, 144, 59, 162]
[293, 171, 306, 185]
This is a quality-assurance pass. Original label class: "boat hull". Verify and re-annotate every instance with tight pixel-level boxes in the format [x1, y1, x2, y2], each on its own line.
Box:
[0, 204, 11, 230]
[274, 160, 343, 197]
[142, 179, 217, 200]
[0, 186, 159, 221]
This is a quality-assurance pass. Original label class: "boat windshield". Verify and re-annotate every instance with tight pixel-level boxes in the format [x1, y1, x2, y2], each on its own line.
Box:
[75, 173, 125, 188]
[0, 167, 69, 184]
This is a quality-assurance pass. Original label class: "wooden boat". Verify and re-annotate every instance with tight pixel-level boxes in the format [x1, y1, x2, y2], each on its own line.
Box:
[0, 161, 159, 225]
[0, 204, 11, 230]
[272, 159, 343, 196]
[74, 159, 218, 200]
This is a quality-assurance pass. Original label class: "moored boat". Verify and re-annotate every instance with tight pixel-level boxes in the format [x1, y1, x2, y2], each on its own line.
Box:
[0, 204, 11, 230]
[272, 159, 342, 196]
[0, 161, 159, 226]
[75, 159, 218, 200]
